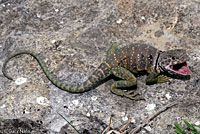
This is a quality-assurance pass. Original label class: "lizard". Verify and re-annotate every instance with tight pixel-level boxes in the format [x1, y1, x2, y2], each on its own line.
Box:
[2, 43, 190, 100]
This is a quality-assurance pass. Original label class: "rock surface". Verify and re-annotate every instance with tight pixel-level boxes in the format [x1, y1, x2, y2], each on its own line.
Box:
[0, 0, 199, 133]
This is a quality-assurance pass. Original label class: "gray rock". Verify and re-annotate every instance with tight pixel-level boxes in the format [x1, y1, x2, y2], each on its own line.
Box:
[0, 0, 199, 133]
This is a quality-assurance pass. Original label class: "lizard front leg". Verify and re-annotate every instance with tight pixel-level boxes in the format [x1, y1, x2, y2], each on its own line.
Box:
[146, 71, 170, 85]
[110, 67, 144, 100]
[106, 43, 118, 59]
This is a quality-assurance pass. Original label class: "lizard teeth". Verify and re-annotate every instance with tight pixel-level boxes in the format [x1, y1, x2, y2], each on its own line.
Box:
[165, 65, 171, 70]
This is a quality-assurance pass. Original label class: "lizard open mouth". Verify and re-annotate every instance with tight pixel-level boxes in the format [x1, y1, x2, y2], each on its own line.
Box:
[166, 62, 190, 76]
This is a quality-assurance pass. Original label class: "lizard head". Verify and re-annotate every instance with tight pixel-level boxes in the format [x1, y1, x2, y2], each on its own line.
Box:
[158, 49, 190, 78]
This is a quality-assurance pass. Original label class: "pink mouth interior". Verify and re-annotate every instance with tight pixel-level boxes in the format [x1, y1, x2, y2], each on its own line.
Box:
[170, 62, 190, 75]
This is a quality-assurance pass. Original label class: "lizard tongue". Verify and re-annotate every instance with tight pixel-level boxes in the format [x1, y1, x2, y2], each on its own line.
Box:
[171, 62, 190, 75]
[177, 65, 190, 75]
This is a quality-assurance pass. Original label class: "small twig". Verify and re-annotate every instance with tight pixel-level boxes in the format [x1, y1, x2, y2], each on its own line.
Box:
[129, 101, 178, 134]
[119, 118, 132, 133]
[102, 127, 108, 134]
[108, 115, 112, 131]
[102, 116, 113, 134]
[179, 100, 200, 108]
[57, 112, 80, 134]
[168, 12, 178, 30]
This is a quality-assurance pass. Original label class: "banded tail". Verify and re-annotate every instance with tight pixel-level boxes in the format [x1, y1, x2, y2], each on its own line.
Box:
[2, 51, 112, 93]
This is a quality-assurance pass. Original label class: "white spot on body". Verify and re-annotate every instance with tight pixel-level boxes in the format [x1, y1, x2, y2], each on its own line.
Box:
[55, 9, 59, 12]
[145, 103, 156, 111]
[36, 96, 49, 106]
[15, 77, 27, 85]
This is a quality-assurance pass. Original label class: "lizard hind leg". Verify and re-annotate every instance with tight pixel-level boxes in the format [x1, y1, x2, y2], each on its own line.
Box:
[110, 67, 144, 100]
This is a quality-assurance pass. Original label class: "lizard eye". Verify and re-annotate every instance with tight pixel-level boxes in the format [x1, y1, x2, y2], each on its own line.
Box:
[172, 57, 175, 60]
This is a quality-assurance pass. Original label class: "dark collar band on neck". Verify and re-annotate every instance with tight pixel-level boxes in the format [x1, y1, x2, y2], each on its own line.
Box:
[154, 51, 162, 72]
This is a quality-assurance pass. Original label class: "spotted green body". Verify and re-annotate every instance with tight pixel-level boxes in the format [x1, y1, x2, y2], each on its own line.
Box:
[2, 43, 190, 100]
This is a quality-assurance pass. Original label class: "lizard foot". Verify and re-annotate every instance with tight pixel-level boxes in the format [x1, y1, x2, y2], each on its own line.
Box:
[123, 90, 145, 101]
[157, 75, 170, 83]
[111, 88, 145, 101]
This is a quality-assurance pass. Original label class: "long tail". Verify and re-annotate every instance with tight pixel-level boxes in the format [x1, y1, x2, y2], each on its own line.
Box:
[2, 51, 111, 93]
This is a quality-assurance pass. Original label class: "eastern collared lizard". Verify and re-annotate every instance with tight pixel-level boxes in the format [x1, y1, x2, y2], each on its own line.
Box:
[2, 43, 190, 100]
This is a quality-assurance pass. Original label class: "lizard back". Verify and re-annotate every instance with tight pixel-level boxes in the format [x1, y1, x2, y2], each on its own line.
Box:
[105, 43, 160, 73]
